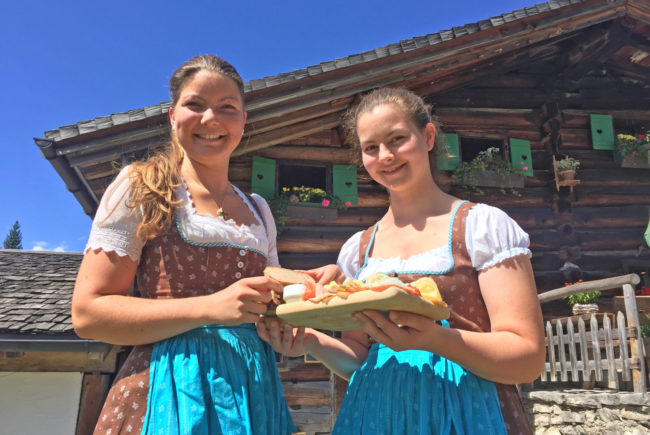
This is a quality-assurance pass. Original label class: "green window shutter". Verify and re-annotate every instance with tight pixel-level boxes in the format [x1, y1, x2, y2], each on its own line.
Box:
[509, 138, 533, 177]
[332, 164, 358, 205]
[250, 156, 276, 199]
[437, 133, 460, 170]
[589, 114, 614, 150]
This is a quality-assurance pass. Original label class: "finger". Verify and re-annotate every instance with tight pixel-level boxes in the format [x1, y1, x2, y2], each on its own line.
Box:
[354, 311, 391, 342]
[292, 326, 306, 350]
[389, 311, 430, 332]
[242, 276, 284, 292]
[267, 317, 284, 345]
[256, 320, 271, 342]
[281, 324, 295, 349]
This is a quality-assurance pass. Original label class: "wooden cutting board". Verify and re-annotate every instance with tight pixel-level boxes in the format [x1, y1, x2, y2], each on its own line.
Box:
[275, 286, 450, 331]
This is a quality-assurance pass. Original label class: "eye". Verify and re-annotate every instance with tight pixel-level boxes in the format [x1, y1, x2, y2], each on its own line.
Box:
[185, 101, 204, 111]
[362, 144, 378, 153]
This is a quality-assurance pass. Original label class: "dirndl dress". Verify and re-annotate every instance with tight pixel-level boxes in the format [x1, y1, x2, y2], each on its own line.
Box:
[332, 201, 533, 435]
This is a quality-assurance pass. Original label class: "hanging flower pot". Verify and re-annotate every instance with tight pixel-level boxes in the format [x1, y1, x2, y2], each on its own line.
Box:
[557, 170, 576, 181]
[620, 154, 650, 169]
[571, 303, 599, 315]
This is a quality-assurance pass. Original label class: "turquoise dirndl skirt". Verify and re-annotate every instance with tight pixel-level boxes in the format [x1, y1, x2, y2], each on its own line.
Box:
[141, 324, 295, 435]
[333, 340, 507, 435]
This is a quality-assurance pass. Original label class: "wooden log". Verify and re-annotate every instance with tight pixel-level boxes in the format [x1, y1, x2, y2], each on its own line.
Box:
[277, 227, 358, 253]
[288, 406, 333, 435]
[278, 253, 339, 270]
[255, 145, 355, 165]
[0, 348, 121, 372]
[279, 364, 331, 382]
[282, 380, 331, 407]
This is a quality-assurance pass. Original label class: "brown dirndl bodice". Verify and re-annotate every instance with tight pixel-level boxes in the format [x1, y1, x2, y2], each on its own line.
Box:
[94, 207, 270, 434]
[357, 201, 532, 435]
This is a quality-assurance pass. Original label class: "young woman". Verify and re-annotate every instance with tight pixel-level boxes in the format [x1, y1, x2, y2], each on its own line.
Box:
[72, 55, 295, 434]
[258, 87, 545, 434]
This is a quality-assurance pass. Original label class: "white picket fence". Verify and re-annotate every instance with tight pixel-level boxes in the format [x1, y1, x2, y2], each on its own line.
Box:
[536, 274, 647, 393]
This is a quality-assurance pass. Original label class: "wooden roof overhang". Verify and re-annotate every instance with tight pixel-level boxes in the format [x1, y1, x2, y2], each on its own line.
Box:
[35, 0, 650, 217]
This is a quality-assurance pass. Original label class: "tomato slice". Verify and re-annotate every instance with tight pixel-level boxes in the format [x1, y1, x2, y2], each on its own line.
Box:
[301, 282, 316, 301]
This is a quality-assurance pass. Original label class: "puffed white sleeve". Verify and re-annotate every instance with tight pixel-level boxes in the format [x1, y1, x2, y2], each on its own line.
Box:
[465, 203, 531, 271]
[251, 193, 280, 267]
[336, 231, 363, 279]
[85, 166, 146, 262]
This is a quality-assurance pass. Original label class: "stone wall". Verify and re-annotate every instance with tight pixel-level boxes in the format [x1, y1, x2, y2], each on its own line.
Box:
[520, 389, 650, 434]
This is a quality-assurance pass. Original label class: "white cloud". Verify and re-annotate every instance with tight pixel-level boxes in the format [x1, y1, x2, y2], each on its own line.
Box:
[31, 241, 67, 252]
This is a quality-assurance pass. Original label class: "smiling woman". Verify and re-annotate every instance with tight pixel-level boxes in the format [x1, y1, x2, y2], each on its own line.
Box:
[71, 55, 295, 434]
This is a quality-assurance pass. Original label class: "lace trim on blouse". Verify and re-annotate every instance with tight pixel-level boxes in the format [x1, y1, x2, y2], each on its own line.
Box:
[85, 166, 278, 263]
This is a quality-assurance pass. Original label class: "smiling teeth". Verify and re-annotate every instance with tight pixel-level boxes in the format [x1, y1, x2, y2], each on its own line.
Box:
[198, 135, 221, 139]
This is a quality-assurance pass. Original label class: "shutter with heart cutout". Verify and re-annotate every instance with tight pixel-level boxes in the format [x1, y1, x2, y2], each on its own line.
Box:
[589, 114, 614, 150]
[251, 155, 276, 199]
[332, 164, 358, 205]
[509, 138, 533, 177]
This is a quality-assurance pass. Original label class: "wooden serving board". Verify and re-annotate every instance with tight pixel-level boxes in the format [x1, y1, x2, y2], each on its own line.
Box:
[275, 286, 450, 331]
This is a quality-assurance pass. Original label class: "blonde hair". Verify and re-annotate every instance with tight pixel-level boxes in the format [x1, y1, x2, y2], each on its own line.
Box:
[126, 55, 245, 240]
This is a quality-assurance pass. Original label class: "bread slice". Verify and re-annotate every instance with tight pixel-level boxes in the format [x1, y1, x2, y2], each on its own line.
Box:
[263, 266, 315, 285]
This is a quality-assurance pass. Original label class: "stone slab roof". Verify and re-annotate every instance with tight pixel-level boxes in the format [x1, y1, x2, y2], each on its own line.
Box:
[42, 0, 582, 143]
[0, 249, 82, 336]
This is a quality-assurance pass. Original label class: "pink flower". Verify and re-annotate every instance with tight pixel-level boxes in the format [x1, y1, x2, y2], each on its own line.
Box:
[520, 161, 524, 165]
[638, 135, 644, 140]
[523, 166, 529, 171]
[345, 201, 352, 206]
[289, 195, 298, 202]
[632, 151, 637, 156]
[321, 199, 330, 207]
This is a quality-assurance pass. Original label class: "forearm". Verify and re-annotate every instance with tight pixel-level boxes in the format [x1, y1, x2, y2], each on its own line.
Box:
[72, 294, 211, 345]
[429, 326, 545, 384]
[303, 329, 369, 380]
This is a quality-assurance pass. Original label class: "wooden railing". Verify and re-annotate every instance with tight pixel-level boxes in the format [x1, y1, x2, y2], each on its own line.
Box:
[536, 274, 647, 393]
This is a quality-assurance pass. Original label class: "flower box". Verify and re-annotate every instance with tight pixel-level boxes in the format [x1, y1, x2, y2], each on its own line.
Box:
[285, 203, 338, 221]
[462, 171, 524, 189]
[620, 155, 650, 169]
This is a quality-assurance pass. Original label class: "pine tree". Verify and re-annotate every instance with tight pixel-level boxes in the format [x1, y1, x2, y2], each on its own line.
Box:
[3, 220, 23, 249]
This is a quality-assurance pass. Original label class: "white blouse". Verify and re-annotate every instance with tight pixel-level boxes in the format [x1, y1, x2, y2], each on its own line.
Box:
[337, 202, 531, 281]
[86, 166, 280, 266]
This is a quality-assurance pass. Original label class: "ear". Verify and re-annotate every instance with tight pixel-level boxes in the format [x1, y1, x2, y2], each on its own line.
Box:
[169, 106, 176, 126]
[242, 111, 248, 126]
[424, 123, 436, 151]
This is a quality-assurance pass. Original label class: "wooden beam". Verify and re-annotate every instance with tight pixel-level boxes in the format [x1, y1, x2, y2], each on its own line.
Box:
[76, 372, 112, 435]
[234, 112, 343, 156]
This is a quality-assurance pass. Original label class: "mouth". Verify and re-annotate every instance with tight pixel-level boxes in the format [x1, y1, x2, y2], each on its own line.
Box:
[195, 133, 226, 141]
[381, 163, 405, 175]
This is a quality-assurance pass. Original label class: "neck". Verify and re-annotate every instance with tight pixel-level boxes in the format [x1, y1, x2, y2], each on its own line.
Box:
[181, 158, 231, 197]
[384, 178, 455, 225]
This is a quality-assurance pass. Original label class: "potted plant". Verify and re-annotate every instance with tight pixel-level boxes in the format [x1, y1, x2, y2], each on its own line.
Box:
[452, 147, 525, 195]
[555, 156, 580, 181]
[615, 132, 650, 168]
[269, 186, 349, 233]
[565, 282, 601, 315]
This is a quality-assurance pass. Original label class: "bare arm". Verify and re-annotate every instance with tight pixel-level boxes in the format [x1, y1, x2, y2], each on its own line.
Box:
[72, 249, 280, 345]
[354, 255, 546, 384]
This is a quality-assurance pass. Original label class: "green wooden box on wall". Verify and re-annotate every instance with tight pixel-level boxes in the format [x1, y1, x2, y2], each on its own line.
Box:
[509, 138, 533, 176]
[437, 133, 460, 171]
[332, 164, 358, 205]
[251, 156, 276, 199]
[590, 114, 615, 150]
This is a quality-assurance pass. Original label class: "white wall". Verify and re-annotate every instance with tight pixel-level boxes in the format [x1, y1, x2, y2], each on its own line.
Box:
[0, 372, 82, 435]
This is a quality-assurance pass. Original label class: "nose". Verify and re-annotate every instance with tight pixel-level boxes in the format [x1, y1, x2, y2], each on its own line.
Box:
[201, 107, 220, 125]
[378, 143, 394, 161]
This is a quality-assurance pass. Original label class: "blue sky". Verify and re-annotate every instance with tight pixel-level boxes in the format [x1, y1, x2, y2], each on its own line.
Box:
[2, 0, 536, 252]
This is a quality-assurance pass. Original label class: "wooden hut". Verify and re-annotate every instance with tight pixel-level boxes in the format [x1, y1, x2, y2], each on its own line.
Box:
[33, 0, 650, 432]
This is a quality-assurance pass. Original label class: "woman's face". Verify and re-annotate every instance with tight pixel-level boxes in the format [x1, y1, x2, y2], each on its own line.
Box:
[357, 103, 435, 192]
[169, 70, 246, 165]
